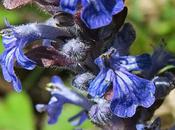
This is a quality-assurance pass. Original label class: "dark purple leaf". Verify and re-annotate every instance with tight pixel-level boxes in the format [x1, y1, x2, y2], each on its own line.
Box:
[26, 46, 75, 67]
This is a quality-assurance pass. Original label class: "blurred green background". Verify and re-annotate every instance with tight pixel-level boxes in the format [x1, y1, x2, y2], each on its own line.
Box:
[0, 0, 175, 130]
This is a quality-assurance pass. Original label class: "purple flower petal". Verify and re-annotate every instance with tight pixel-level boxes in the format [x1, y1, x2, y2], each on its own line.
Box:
[112, 0, 124, 15]
[47, 96, 64, 124]
[59, 0, 125, 29]
[60, 0, 79, 14]
[81, 0, 112, 29]
[110, 70, 155, 117]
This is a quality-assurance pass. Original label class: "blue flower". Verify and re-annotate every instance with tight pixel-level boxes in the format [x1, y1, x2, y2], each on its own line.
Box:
[0, 22, 37, 92]
[60, 0, 124, 29]
[88, 48, 155, 117]
[0, 20, 72, 92]
[36, 96, 88, 125]
[36, 76, 90, 125]
[36, 96, 65, 124]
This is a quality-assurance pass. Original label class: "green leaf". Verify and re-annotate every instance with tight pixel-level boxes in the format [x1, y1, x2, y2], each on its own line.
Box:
[43, 105, 94, 130]
[0, 92, 35, 130]
[0, 7, 22, 25]
[0, 36, 4, 53]
[150, 21, 172, 35]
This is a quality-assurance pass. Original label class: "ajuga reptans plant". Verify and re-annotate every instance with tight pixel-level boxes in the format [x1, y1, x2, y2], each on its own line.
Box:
[1, 0, 175, 130]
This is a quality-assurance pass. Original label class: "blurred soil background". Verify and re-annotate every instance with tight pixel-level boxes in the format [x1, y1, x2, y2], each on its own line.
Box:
[0, 0, 175, 130]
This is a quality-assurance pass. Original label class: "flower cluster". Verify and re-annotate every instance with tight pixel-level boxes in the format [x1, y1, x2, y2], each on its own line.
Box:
[1, 0, 175, 129]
